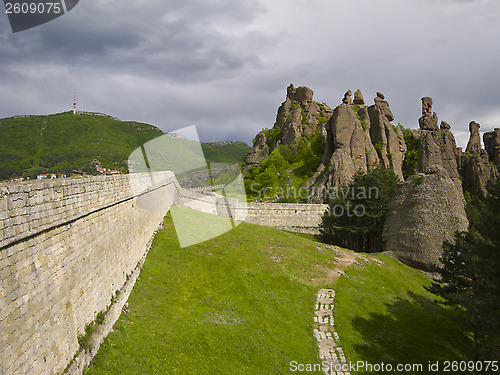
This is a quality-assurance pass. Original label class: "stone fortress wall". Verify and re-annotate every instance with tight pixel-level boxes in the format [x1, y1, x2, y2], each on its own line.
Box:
[242, 202, 328, 233]
[0, 173, 326, 374]
[0, 172, 179, 375]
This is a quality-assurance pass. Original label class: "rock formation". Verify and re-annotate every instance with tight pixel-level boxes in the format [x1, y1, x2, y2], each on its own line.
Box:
[383, 165, 469, 270]
[418, 97, 439, 130]
[416, 98, 460, 180]
[465, 121, 482, 153]
[244, 84, 332, 166]
[460, 122, 499, 196]
[244, 131, 269, 165]
[342, 90, 352, 105]
[306, 90, 406, 201]
[306, 101, 379, 199]
[373, 92, 394, 122]
[484, 128, 500, 167]
[367, 93, 405, 179]
[353, 89, 365, 105]
[383, 96, 468, 270]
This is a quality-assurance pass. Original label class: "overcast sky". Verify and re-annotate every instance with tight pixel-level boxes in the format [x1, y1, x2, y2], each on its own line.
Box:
[1, 0, 499, 148]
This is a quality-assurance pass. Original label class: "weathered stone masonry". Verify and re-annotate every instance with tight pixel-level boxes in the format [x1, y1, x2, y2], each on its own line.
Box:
[0, 172, 179, 375]
[242, 203, 328, 233]
[0, 173, 328, 374]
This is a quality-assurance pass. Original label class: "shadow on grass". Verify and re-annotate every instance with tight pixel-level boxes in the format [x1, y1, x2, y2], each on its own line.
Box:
[350, 291, 473, 374]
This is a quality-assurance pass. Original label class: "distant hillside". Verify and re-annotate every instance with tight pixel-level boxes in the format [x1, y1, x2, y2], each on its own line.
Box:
[0, 112, 163, 180]
[201, 141, 250, 164]
[0, 112, 249, 181]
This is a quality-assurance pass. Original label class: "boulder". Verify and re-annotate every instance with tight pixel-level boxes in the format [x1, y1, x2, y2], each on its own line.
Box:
[383, 165, 469, 270]
[244, 84, 333, 164]
[440, 121, 451, 130]
[294, 86, 314, 105]
[416, 97, 460, 180]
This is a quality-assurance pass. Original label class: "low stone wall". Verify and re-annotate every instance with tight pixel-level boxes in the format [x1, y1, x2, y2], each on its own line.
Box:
[0, 172, 178, 375]
[242, 202, 328, 233]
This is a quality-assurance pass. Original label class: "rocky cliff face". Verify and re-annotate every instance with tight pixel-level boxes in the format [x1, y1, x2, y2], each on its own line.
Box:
[244, 84, 332, 166]
[306, 90, 406, 201]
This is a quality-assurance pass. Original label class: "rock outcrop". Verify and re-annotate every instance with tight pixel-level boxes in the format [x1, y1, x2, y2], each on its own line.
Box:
[244, 84, 332, 166]
[465, 121, 482, 153]
[367, 93, 406, 180]
[307, 90, 406, 201]
[307, 102, 379, 199]
[353, 89, 365, 105]
[384, 96, 468, 270]
[418, 96, 439, 130]
[244, 131, 269, 165]
[484, 128, 500, 167]
[383, 165, 469, 270]
[416, 98, 460, 180]
[460, 122, 499, 196]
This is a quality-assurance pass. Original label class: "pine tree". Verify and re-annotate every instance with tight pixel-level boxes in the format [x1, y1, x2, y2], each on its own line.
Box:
[429, 178, 500, 361]
[320, 167, 400, 252]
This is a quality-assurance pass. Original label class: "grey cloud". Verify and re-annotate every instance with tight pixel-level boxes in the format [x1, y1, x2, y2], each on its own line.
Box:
[0, 0, 499, 149]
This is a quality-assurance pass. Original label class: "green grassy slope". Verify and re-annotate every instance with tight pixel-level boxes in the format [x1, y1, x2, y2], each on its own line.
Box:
[335, 255, 472, 374]
[0, 112, 163, 179]
[85, 214, 470, 374]
[86, 214, 335, 375]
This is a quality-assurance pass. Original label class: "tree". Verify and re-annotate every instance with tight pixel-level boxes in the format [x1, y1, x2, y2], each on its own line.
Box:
[428, 178, 500, 361]
[320, 167, 401, 252]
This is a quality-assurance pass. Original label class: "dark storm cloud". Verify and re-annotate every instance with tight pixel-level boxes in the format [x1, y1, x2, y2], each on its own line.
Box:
[0, 0, 499, 146]
[0, 0, 265, 81]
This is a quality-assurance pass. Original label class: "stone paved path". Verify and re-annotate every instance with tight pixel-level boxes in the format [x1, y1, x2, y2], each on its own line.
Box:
[313, 289, 351, 375]
[312, 246, 366, 375]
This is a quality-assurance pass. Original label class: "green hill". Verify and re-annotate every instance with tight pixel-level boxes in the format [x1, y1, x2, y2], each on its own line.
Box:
[201, 141, 250, 165]
[0, 112, 250, 181]
[84, 212, 470, 374]
[0, 112, 163, 179]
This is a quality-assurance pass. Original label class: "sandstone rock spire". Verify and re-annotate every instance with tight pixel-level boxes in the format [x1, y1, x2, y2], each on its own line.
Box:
[465, 121, 482, 154]
[353, 89, 365, 105]
[418, 97, 439, 130]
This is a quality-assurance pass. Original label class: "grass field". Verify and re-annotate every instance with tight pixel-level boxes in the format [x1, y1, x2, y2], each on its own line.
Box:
[334, 255, 471, 374]
[84, 214, 471, 374]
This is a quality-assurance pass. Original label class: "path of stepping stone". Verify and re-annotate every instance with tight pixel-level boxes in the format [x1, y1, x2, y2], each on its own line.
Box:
[313, 289, 351, 375]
